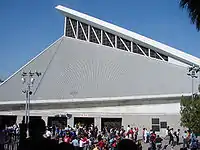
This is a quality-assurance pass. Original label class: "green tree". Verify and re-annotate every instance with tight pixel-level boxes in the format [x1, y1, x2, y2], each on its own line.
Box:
[180, 95, 200, 133]
[180, 0, 200, 31]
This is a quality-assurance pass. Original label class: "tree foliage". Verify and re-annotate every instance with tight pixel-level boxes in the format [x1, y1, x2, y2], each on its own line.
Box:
[180, 0, 200, 31]
[180, 95, 200, 133]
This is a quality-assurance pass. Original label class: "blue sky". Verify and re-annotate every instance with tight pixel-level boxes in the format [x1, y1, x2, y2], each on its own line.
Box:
[0, 0, 200, 79]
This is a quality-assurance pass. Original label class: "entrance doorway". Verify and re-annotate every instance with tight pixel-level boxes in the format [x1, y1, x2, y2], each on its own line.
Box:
[74, 117, 94, 127]
[101, 118, 122, 130]
[48, 117, 67, 128]
[22, 116, 41, 123]
[0, 115, 17, 127]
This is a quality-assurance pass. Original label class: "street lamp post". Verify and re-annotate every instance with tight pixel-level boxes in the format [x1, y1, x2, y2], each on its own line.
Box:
[21, 71, 41, 124]
[187, 65, 199, 100]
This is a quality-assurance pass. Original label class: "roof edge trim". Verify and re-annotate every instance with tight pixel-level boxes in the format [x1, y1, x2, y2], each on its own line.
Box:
[0, 93, 191, 105]
[56, 5, 200, 66]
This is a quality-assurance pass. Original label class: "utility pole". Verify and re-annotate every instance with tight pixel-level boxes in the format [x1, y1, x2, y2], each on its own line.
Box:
[21, 71, 41, 124]
[187, 65, 199, 100]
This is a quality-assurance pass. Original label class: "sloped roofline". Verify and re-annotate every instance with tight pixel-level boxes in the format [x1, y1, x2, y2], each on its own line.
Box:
[56, 5, 200, 66]
[0, 36, 64, 87]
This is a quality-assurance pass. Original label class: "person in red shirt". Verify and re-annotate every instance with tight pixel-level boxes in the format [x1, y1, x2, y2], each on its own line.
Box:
[82, 136, 88, 143]
[134, 127, 139, 141]
[82, 136, 89, 150]
[112, 140, 117, 150]
[63, 135, 71, 143]
[97, 139, 105, 150]
[150, 131, 156, 149]
[128, 128, 134, 139]
[150, 131, 156, 142]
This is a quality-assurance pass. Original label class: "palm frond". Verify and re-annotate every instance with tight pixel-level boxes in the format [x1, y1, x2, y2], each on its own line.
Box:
[180, 0, 200, 31]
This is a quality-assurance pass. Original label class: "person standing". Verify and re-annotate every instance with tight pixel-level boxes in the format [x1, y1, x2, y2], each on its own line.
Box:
[128, 128, 134, 140]
[134, 127, 138, 141]
[97, 139, 104, 150]
[144, 128, 148, 143]
[126, 125, 130, 138]
[71, 137, 79, 150]
[79, 137, 86, 150]
[63, 135, 71, 143]
[0, 124, 5, 150]
[182, 130, 188, 148]
[126, 125, 130, 133]
[155, 135, 163, 149]
[164, 126, 170, 140]
[46, 128, 52, 139]
[191, 134, 198, 150]
[150, 131, 156, 150]
[52, 125, 56, 137]
[175, 129, 180, 145]
[168, 128, 174, 146]
[142, 128, 145, 141]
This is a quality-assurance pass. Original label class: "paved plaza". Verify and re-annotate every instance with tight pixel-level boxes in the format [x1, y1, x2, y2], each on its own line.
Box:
[141, 136, 200, 150]
[142, 141, 182, 150]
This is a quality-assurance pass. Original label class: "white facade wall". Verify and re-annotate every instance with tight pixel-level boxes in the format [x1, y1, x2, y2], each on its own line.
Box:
[0, 102, 180, 116]
[0, 102, 181, 135]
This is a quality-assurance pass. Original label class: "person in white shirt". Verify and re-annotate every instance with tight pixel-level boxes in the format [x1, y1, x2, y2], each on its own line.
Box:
[79, 138, 86, 150]
[126, 125, 130, 138]
[144, 128, 148, 143]
[45, 129, 52, 139]
[127, 125, 130, 133]
[175, 129, 180, 145]
[182, 130, 188, 148]
[72, 137, 79, 150]
[120, 129, 123, 136]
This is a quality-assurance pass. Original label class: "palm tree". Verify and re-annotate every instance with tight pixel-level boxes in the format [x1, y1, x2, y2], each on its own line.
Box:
[180, 0, 200, 31]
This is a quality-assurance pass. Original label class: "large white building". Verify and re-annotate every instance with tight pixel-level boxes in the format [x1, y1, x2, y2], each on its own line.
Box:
[0, 5, 199, 132]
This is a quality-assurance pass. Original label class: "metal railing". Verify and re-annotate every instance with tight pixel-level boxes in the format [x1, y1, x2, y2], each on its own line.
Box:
[3, 142, 19, 150]
[2, 134, 19, 150]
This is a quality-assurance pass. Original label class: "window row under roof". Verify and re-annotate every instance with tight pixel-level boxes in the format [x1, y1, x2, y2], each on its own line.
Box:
[65, 17, 168, 62]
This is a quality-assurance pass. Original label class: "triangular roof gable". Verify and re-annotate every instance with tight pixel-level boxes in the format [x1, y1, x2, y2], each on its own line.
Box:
[0, 37, 64, 101]
[0, 37, 197, 103]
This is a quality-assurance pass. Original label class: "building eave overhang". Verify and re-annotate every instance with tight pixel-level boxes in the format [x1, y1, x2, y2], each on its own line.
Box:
[0, 93, 191, 105]
[56, 5, 200, 66]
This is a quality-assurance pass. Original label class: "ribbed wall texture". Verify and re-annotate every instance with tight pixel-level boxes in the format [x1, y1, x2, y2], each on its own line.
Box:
[0, 37, 198, 102]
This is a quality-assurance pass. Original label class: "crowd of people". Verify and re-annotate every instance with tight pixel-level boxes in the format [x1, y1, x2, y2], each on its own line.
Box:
[0, 118, 200, 150]
[44, 121, 199, 150]
[18, 118, 142, 150]
[142, 126, 199, 150]
[45, 123, 142, 150]
[0, 123, 20, 150]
